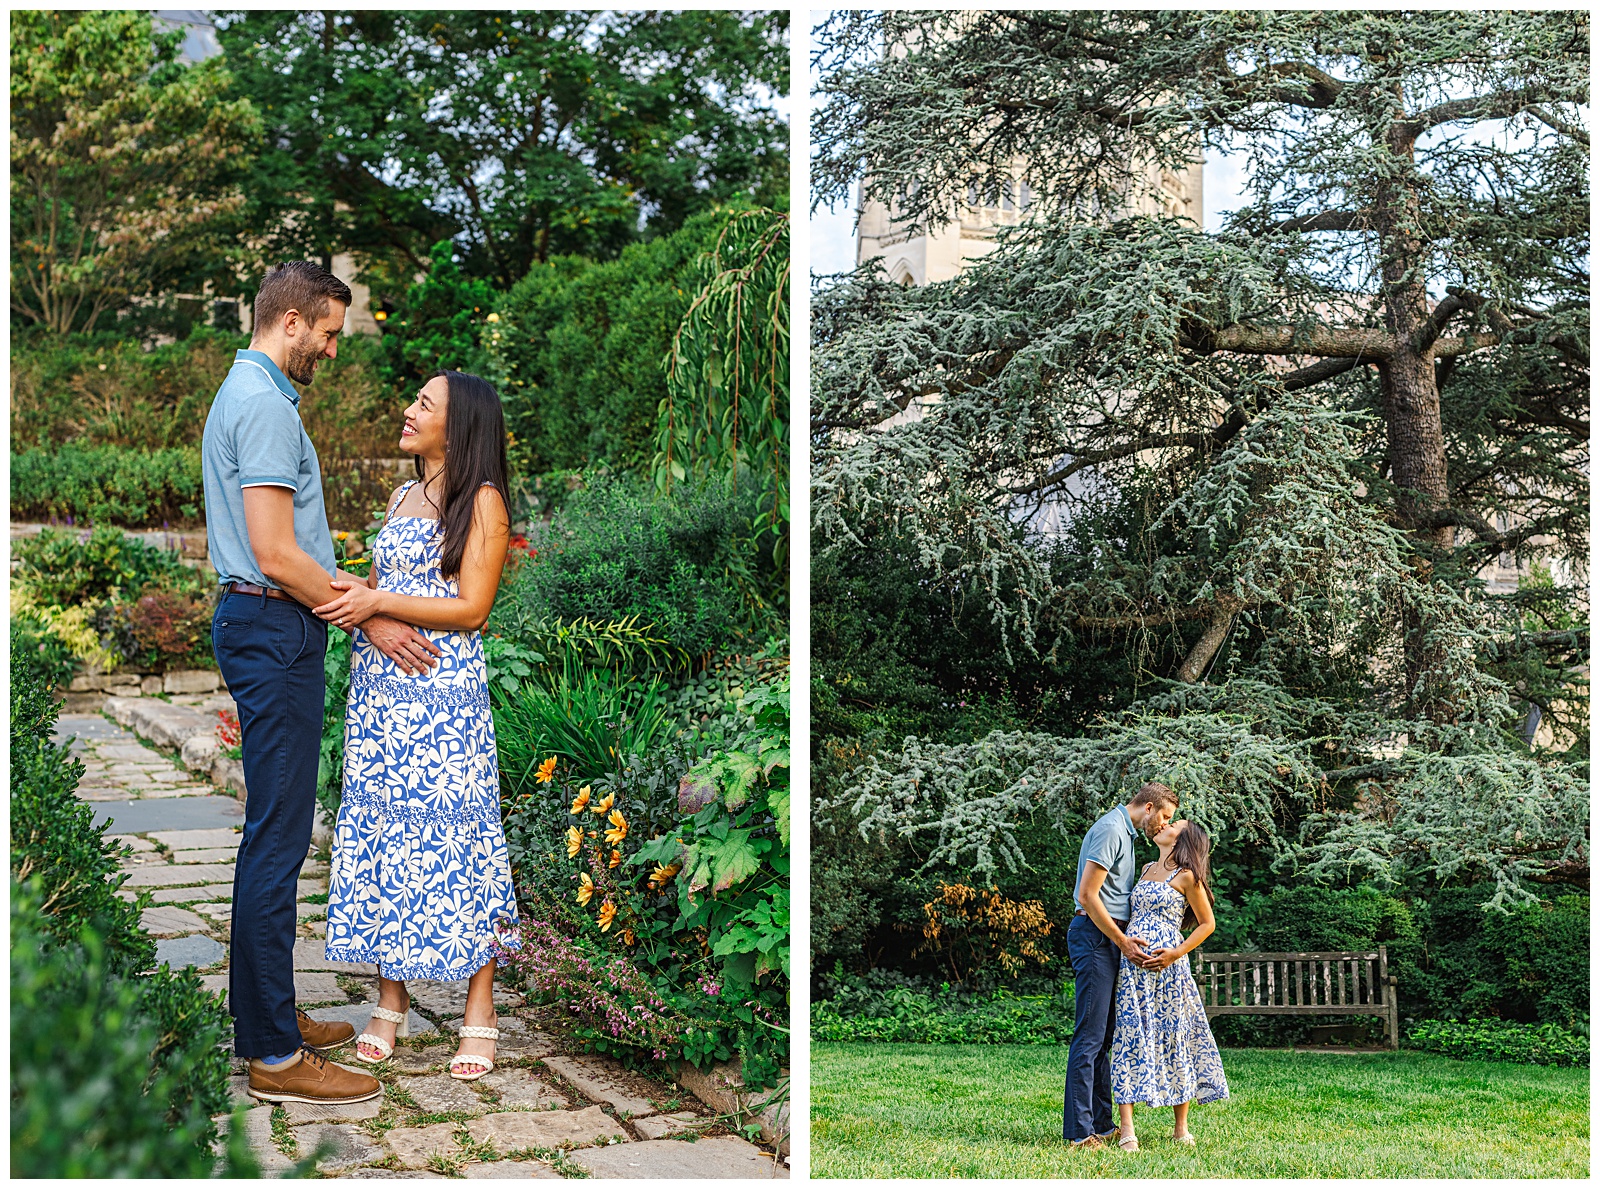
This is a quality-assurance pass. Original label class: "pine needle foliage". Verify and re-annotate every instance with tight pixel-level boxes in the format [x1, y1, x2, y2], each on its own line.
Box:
[811, 11, 1588, 908]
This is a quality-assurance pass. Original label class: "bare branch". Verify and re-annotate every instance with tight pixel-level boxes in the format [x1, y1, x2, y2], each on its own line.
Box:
[1268, 209, 1371, 234]
[1523, 104, 1589, 146]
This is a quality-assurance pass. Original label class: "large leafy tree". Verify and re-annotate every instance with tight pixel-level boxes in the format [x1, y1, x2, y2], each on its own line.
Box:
[811, 11, 1588, 909]
[10, 11, 261, 333]
[215, 10, 790, 288]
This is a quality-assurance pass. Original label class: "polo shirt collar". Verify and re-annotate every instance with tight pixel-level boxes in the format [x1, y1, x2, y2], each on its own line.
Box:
[1116, 804, 1136, 836]
[234, 349, 300, 406]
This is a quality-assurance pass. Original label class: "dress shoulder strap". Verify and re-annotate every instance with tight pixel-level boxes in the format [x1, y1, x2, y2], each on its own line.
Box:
[384, 480, 417, 523]
[1162, 865, 1183, 884]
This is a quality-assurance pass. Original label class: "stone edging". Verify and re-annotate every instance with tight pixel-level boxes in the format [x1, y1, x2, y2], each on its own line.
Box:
[104, 695, 246, 798]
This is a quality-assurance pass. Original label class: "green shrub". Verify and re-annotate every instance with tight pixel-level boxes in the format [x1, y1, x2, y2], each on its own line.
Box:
[1406, 1018, 1588, 1067]
[382, 239, 497, 385]
[499, 474, 774, 659]
[13, 525, 207, 608]
[486, 207, 739, 480]
[316, 628, 354, 825]
[812, 970, 1075, 1045]
[9, 666, 153, 975]
[10, 614, 75, 693]
[10, 882, 258, 1177]
[11, 445, 204, 527]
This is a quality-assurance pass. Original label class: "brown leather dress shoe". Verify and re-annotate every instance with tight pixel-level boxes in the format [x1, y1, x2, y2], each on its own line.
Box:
[247, 1046, 381, 1105]
[297, 1008, 355, 1052]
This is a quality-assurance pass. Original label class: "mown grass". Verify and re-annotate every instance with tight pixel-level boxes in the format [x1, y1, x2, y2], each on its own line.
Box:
[812, 1043, 1589, 1178]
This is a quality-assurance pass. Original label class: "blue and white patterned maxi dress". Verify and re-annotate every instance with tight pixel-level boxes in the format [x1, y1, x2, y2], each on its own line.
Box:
[1110, 866, 1229, 1107]
[324, 483, 520, 979]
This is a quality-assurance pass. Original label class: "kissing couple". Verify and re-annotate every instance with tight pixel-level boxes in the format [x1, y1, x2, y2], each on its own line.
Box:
[202, 260, 521, 1106]
[1064, 782, 1230, 1152]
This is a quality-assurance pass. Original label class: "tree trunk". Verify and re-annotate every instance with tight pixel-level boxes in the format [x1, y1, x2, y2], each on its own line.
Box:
[1375, 125, 1453, 549]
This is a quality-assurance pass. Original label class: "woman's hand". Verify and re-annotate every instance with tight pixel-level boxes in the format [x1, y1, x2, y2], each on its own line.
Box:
[1143, 946, 1185, 971]
[314, 580, 387, 629]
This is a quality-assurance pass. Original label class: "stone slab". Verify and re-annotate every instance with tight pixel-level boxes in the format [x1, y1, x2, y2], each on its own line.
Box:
[464, 1106, 626, 1152]
[194, 901, 235, 920]
[155, 933, 227, 969]
[541, 1055, 657, 1117]
[293, 939, 376, 975]
[140, 905, 209, 937]
[633, 1111, 705, 1141]
[477, 1068, 567, 1110]
[294, 970, 346, 1001]
[151, 828, 245, 849]
[673, 1058, 790, 1155]
[568, 1136, 788, 1179]
[342, 1170, 447, 1180]
[384, 1121, 462, 1169]
[91, 797, 244, 834]
[304, 921, 328, 937]
[240, 1098, 296, 1174]
[166, 669, 222, 695]
[306, 1002, 435, 1037]
[122, 862, 239, 887]
[403, 1074, 487, 1116]
[106, 833, 157, 852]
[140, 883, 236, 904]
[407, 981, 525, 1019]
[105, 695, 215, 749]
[201, 974, 230, 997]
[182, 734, 219, 772]
[169, 847, 240, 864]
[462, 1159, 564, 1179]
[52, 714, 127, 743]
[390, 1044, 453, 1073]
[284, 1096, 383, 1126]
[297, 1122, 385, 1172]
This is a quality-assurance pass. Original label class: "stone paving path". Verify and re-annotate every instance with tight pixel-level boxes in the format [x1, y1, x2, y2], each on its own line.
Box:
[58, 710, 788, 1180]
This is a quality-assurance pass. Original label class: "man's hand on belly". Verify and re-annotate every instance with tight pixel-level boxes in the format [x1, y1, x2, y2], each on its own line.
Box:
[361, 614, 443, 676]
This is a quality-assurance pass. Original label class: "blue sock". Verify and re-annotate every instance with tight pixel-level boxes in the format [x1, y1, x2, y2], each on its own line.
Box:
[258, 1051, 298, 1066]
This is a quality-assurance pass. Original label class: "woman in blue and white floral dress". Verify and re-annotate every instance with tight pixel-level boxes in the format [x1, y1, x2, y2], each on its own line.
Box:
[1109, 819, 1229, 1150]
[313, 369, 519, 1082]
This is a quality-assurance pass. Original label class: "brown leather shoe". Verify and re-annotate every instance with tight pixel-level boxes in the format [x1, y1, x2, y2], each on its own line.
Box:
[247, 1046, 381, 1105]
[297, 1008, 355, 1052]
[1070, 1134, 1106, 1151]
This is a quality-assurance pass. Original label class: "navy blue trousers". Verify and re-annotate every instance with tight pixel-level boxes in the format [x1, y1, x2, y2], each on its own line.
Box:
[1064, 914, 1122, 1142]
[212, 591, 327, 1058]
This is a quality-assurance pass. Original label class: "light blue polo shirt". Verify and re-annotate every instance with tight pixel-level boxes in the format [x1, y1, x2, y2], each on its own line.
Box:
[1074, 804, 1139, 921]
[201, 349, 336, 588]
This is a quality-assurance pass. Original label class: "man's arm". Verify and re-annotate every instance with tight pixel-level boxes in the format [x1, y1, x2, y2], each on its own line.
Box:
[1076, 862, 1157, 969]
[241, 486, 442, 675]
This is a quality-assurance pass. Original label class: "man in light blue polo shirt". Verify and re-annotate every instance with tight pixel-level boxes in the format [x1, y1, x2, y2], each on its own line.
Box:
[1063, 781, 1178, 1149]
[204, 261, 442, 1107]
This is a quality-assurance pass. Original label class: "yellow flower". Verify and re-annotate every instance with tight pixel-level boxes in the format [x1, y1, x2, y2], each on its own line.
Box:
[648, 862, 680, 890]
[575, 872, 594, 906]
[486, 311, 500, 323]
[565, 826, 582, 858]
[535, 757, 558, 784]
[604, 809, 628, 846]
[569, 785, 592, 814]
[590, 791, 615, 815]
[597, 899, 617, 932]
[608, 848, 622, 869]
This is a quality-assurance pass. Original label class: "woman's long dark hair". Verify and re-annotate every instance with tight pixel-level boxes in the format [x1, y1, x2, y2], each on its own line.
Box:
[416, 370, 509, 581]
[1164, 821, 1215, 933]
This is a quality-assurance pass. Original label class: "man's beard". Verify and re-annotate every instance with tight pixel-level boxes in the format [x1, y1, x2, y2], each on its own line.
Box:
[284, 341, 322, 385]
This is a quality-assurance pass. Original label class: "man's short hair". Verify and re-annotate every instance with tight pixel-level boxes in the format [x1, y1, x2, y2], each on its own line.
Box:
[253, 261, 352, 335]
[1130, 781, 1179, 811]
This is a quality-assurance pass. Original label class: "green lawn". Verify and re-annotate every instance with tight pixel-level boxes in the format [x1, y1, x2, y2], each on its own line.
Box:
[812, 1043, 1589, 1178]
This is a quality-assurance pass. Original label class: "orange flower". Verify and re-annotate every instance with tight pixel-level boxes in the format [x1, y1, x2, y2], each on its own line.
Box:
[604, 809, 628, 846]
[569, 785, 591, 814]
[590, 791, 615, 815]
[565, 826, 582, 858]
[575, 872, 594, 906]
[608, 848, 623, 869]
[597, 899, 617, 932]
[648, 862, 680, 889]
[622, 928, 636, 946]
[535, 757, 558, 784]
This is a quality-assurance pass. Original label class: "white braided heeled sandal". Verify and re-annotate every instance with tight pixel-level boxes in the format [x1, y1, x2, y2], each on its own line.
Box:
[355, 1005, 409, 1064]
[449, 1025, 499, 1081]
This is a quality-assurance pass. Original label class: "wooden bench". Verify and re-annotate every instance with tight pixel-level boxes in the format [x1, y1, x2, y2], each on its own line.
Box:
[1192, 948, 1398, 1049]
